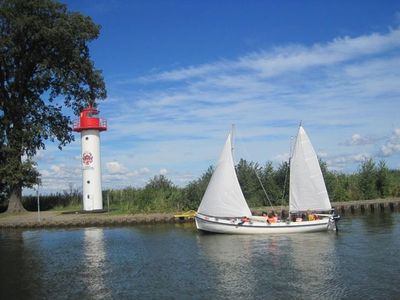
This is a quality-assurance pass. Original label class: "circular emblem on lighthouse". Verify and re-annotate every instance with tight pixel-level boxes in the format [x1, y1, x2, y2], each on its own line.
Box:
[82, 152, 94, 166]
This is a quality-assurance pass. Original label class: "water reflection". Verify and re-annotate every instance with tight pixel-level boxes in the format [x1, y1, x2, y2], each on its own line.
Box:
[196, 234, 258, 298]
[0, 230, 36, 299]
[284, 233, 346, 299]
[82, 228, 108, 299]
[196, 232, 344, 299]
[360, 211, 395, 233]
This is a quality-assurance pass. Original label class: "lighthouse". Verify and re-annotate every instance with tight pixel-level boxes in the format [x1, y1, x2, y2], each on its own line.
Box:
[73, 105, 107, 211]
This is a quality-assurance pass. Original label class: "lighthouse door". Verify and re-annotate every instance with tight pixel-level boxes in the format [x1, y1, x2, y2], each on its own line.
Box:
[85, 194, 94, 210]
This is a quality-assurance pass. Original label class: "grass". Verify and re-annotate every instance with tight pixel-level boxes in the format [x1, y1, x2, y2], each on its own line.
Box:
[49, 204, 83, 213]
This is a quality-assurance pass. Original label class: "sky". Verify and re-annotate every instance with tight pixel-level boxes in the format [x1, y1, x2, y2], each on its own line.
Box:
[28, 0, 400, 194]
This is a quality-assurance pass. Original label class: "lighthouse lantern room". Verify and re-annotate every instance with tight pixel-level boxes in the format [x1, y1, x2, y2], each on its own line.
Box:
[73, 105, 107, 211]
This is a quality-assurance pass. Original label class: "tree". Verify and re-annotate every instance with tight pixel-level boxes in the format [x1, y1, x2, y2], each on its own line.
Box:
[319, 158, 338, 201]
[236, 159, 264, 207]
[274, 161, 290, 203]
[0, 0, 106, 212]
[145, 175, 175, 191]
[358, 158, 378, 200]
[259, 161, 280, 205]
[376, 160, 390, 198]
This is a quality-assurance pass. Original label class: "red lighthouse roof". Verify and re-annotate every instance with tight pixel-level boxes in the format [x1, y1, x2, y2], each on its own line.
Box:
[73, 106, 107, 132]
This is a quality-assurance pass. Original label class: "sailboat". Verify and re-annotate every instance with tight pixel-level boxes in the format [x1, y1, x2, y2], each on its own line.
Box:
[195, 126, 339, 234]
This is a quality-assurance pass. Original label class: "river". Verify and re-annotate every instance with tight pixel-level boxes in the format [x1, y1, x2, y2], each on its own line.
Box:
[0, 212, 399, 299]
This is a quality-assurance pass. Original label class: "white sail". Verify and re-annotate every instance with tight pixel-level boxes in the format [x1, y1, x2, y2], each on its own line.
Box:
[289, 126, 331, 212]
[197, 133, 252, 218]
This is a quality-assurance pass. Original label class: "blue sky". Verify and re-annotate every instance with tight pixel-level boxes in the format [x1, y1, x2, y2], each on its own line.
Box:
[30, 0, 400, 194]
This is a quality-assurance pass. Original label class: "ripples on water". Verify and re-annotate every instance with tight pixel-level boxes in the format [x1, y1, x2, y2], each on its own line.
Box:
[0, 212, 399, 299]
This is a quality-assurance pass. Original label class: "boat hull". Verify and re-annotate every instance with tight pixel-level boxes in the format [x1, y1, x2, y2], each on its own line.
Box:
[195, 214, 333, 234]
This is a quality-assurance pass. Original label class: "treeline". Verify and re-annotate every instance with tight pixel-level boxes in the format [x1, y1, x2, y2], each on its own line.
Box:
[20, 158, 400, 213]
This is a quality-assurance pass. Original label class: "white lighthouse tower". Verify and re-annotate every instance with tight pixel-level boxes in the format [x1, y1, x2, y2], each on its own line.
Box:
[73, 105, 107, 211]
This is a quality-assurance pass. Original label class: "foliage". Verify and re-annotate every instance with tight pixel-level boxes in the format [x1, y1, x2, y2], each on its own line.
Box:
[236, 159, 264, 207]
[19, 158, 400, 213]
[376, 160, 390, 197]
[0, 0, 106, 210]
[358, 158, 378, 200]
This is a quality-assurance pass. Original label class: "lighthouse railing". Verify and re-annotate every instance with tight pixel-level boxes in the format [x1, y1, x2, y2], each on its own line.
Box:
[72, 118, 107, 131]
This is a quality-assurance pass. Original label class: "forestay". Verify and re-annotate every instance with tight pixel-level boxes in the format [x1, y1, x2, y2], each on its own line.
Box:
[197, 133, 252, 217]
[289, 126, 331, 212]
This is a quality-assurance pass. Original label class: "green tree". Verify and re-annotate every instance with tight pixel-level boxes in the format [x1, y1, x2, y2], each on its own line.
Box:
[358, 158, 378, 200]
[145, 175, 175, 190]
[319, 158, 339, 201]
[274, 161, 290, 204]
[259, 161, 280, 205]
[388, 169, 400, 197]
[236, 159, 263, 207]
[0, 0, 106, 212]
[330, 173, 350, 202]
[376, 160, 390, 198]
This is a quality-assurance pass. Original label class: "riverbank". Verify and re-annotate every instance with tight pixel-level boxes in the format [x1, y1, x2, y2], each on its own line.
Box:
[1, 198, 399, 229]
[0, 211, 177, 228]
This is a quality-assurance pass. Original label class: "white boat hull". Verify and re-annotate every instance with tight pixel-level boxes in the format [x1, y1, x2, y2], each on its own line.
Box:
[195, 214, 334, 234]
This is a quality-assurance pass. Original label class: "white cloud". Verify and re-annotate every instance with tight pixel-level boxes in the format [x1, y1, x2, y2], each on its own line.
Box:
[380, 128, 400, 156]
[106, 161, 127, 174]
[50, 164, 66, 176]
[26, 162, 82, 195]
[143, 28, 400, 83]
[343, 133, 377, 146]
[274, 152, 290, 162]
[326, 153, 371, 171]
[139, 167, 150, 174]
[159, 168, 168, 175]
[318, 151, 328, 158]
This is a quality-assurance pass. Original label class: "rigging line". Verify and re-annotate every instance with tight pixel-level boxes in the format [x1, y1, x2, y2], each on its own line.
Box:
[254, 166, 275, 211]
[234, 127, 275, 211]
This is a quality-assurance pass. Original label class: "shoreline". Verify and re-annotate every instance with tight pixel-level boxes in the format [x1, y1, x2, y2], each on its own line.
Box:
[0, 211, 180, 229]
[1, 198, 399, 229]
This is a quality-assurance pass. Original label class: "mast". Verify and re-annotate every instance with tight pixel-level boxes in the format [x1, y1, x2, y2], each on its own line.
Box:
[287, 133, 295, 219]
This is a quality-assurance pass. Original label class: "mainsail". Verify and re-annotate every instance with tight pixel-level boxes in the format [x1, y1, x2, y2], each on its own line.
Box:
[289, 126, 331, 212]
[197, 133, 252, 217]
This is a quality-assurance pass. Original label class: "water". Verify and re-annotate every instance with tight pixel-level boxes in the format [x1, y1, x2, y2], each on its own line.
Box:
[1, 212, 399, 300]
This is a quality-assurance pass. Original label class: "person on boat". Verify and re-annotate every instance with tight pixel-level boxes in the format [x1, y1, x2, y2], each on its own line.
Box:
[267, 212, 278, 224]
[306, 211, 319, 221]
[262, 212, 268, 222]
[239, 216, 251, 225]
[291, 214, 297, 222]
[272, 211, 279, 222]
[307, 210, 315, 221]
[295, 214, 303, 222]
